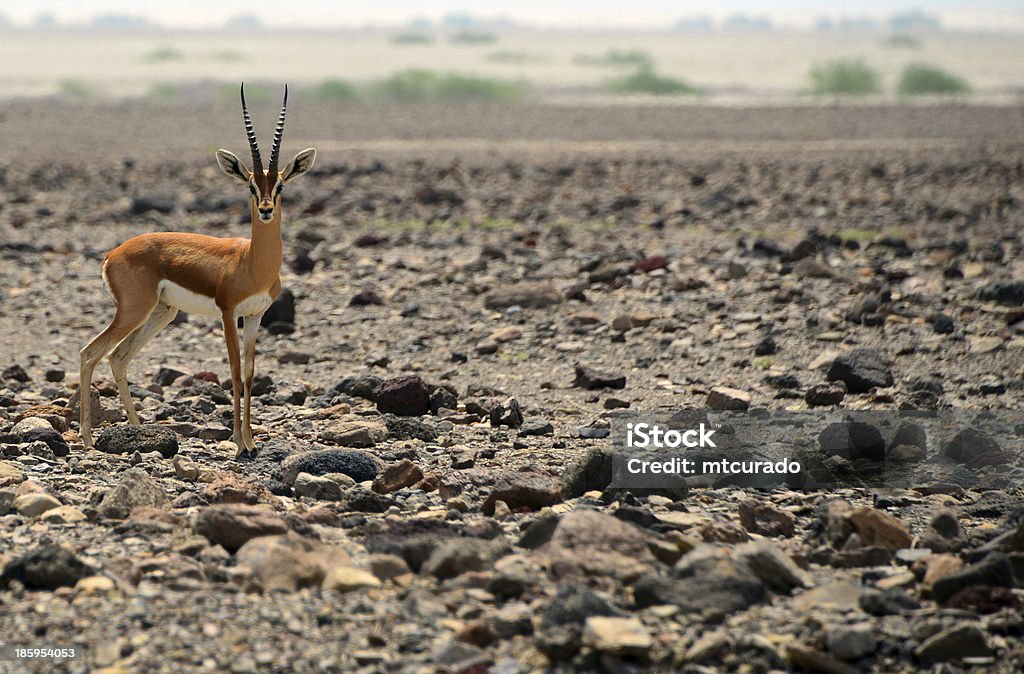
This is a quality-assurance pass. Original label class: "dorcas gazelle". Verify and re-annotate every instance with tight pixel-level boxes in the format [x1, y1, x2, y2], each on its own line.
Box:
[79, 84, 316, 457]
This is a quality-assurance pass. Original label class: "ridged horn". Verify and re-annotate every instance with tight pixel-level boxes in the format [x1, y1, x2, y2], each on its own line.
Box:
[268, 84, 288, 176]
[240, 83, 263, 175]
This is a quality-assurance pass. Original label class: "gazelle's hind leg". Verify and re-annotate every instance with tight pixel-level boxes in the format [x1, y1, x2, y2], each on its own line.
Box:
[240, 314, 262, 452]
[108, 302, 178, 426]
[79, 297, 159, 447]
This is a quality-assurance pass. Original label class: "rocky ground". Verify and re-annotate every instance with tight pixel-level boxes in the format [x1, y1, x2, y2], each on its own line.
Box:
[0, 102, 1023, 673]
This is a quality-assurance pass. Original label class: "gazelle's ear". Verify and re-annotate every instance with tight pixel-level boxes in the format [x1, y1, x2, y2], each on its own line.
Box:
[281, 148, 316, 182]
[215, 149, 250, 182]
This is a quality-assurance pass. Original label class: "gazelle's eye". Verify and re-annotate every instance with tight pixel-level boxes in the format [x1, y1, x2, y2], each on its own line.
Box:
[249, 185, 257, 196]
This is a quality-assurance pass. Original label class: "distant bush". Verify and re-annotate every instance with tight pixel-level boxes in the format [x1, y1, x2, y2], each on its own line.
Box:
[391, 32, 434, 45]
[147, 83, 180, 101]
[609, 67, 696, 96]
[882, 33, 920, 49]
[449, 30, 497, 45]
[57, 79, 96, 99]
[575, 49, 653, 69]
[373, 70, 525, 103]
[314, 79, 360, 101]
[143, 46, 184, 63]
[898, 64, 970, 95]
[486, 50, 547, 65]
[210, 50, 246, 62]
[809, 60, 880, 95]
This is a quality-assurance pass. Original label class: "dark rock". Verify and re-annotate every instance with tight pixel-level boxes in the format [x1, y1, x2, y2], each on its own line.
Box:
[805, 381, 846, 406]
[517, 512, 561, 549]
[14, 419, 69, 457]
[333, 375, 383, 401]
[562, 447, 613, 498]
[2, 364, 30, 382]
[192, 505, 290, 553]
[279, 450, 379, 485]
[349, 287, 385, 306]
[131, 193, 176, 215]
[765, 373, 800, 389]
[483, 283, 562, 310]
[977, 279, 1024, 306]
[429, 386, 458, 414]
[932, 552, 1017, 604]
[373, 375, 431, 416]
[859, 587, 920, 616]
[941, 428, 1001, 464]
[519, 419, 554, 436]
[915, 624, 992, 663]
[931, 313, 955, 334]
[826, 349, 893, 393]
[1, 545, 93, 590]
[818, 420, 885, 461]
[95, 425, 179, 459]
[573, 363, 626, 390]
[738, 499, 796, 537]
[261, 288, 295, 328]
[633, 570, 765, 623]
[489, 397, 523, 428]
[421, 538, 502, 580]
[537, 582, 624, 661]
[340, 486, 393, 513]
[382, 415, 437, 442]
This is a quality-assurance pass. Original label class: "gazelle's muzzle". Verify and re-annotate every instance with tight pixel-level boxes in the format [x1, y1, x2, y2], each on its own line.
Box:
[257, 199, 274, 221]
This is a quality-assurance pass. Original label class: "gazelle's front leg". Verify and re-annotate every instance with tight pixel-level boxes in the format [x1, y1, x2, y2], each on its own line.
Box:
[221, 310, 247, 457]
[240, 314, 262, 453]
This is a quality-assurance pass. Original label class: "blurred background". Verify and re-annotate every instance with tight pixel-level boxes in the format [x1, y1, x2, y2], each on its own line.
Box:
[1, 0, 1022, 105]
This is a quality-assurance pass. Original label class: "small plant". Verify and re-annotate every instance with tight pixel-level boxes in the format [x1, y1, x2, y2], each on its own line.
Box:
[143, 46, 184, 63]
[882, 33, 920, 49]
[898, 64, 970, 96]
[372, 70, 526, 103]
[575, 49, 653, 69]
[391, 32, 434, 45]
[486, 50, 546, 65]
[314, 79, 359, 101]
[57, 79, 95, 99]
[449, 30, 497, 45]
[809, 60, 880, 95]
[610, 67, 696, 96]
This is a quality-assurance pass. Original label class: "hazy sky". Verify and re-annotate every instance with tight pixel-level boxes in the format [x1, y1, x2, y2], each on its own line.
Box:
[6, 0, 1024, 30]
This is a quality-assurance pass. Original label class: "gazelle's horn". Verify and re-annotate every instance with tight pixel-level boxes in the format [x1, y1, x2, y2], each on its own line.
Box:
[268, 85, 288, 175]
[240, 83, 263, 175]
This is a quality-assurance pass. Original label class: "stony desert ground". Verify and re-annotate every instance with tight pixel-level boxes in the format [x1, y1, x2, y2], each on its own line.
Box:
[0, 101, 1023, 673]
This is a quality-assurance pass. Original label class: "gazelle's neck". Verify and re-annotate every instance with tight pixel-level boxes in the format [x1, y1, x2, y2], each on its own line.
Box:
[247, 199, 283, 279]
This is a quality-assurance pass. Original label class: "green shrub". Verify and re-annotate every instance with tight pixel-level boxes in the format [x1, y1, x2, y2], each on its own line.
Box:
[809, 60, 880, 95]
[143, 46, 184, 63]
[391, 32, 434, 45]
[449, 30, 497, 45]
[898, 64, 970, 95]
[372, 70, 526, 103]
[57, 79, 96, 99]
[609, 67, 696, 96]
[486, 50, 546, 65]
[575, 49, 653, 69]
[314, 79, 359, 101]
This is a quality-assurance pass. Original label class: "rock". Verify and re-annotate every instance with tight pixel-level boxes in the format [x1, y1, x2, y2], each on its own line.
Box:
[633, 566, 765, 623]
[785, 644, 861, 674]
[968, 335, 1003, 354]
[940, 428, 1001, 464]
[818, 420, 885, 461]
[1, 544, 94, 590]
[260, 288, 295, 328]
[367, 553, 410, 580]
[95, 424, 178, 459]
[826, 623, 876, 660]
[492, 603, 534, 638]
[573, 363, 626, 390]
[193, 505, 290, 553]
[977, 279, 1024, 305]
[202, 474, 275, 505]
[12, 493, 62, 518]
[349, 287, 385, 306]
[0, 489, 15, 515]
[131, 192, 175, 214]
[483, 282, 562, 310]
[919, 509, 967, 553]
[429, 386, 458, 414]
[236, 532, 348, 591]
[848, 507, 913, 550]
[340, 486, 393, 513]
[99, 468, 168, 519]
[826, 349, 893, 393]
[706, 386, 751, 411]
[582, 616, 652, 658]
[279, 450, 379, 485]
[75, 576, 116, 595]
[859, 587, 920, 616]
[733, 540, 812, 593]
[0, 461, 24, 486]
[293, 473, 344, 501]
[805, 381, 846, 407]
[915, 624, 992, 663]
[519, 419, 554, 436]
[537, 582, 624, 660]
[320, 418, 389, 447]
[945, 585, 1022, 614]
[322, 566, 382, 592]
[421, 538, 500, 580]
[373, 375, 431, 416]
[40, 505, 85, 524]
[372, 459, 424, 494]
[931, 552, 1016, 604]
[489, 326, 523, 343]
[562, 447, 614, 498]
[11, 416, 69, 456]
[489, 397, 523, 428]
[738, 499, 796, 537]
[2, 364, 30, 382]
[482, 471, 563, 515]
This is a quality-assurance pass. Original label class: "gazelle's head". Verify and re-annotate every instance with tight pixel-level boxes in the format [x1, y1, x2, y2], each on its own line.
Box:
[216, 84, 317, 223]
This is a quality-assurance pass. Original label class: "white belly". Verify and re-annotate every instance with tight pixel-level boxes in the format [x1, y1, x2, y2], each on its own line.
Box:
[158, 280, 272, 319]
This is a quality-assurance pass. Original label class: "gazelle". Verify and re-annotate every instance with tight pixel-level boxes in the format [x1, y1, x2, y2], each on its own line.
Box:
[79, 84, 316, 457]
